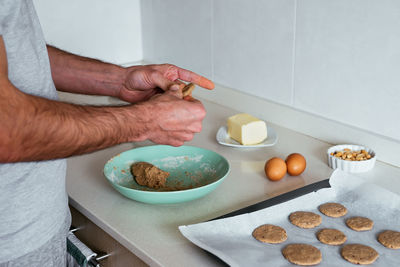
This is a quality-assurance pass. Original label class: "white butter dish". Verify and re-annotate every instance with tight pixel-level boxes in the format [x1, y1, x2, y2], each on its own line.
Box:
[327, 144, 376, 173]
[216, 125, 278, 148]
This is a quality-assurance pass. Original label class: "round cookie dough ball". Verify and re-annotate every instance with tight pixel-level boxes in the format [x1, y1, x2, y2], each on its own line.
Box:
[289, 211, 322, 229]
[252, 224, 287, 244]
[282, 243, 322, 266]
[346, 216, 374, 231]
[341, 244, 379, 265]
[318, 202, 347, 218]
[378, 230, 400, 249]
[317, 228, 347, 245]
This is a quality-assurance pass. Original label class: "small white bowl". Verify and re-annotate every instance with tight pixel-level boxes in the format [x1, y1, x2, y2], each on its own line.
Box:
[327, 144, 376, 173]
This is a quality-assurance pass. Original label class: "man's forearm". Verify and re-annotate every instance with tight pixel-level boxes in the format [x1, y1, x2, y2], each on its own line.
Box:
[0, 80, 146, 163]
[47, 45, 126, 97]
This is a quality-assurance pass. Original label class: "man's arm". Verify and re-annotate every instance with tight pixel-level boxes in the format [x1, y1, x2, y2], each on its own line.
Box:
[47, 45, 125, 97]
[1, 38, 205, 163]
[47, 46, 214, 103]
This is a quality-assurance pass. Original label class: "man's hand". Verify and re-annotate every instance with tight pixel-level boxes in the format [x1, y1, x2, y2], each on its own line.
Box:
[1, 46, 213, 162]
[47, 46, 214, 103]
[130, 86, 206, 147]
[118, 64, 214, 103]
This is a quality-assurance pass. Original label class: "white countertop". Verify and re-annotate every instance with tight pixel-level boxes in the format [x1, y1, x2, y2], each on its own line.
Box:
[66, 97, 400, 267]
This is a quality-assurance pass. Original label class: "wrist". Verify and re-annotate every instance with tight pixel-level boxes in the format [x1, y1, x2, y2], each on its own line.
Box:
[110, 65, 129, 98]
[120, 103, 151, 143]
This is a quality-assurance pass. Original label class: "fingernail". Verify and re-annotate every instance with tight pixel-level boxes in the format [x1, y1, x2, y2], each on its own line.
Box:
[170, 84, 180, 91]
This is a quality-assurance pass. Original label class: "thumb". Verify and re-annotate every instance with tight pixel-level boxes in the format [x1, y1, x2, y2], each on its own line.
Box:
[166, 83, 183, 99]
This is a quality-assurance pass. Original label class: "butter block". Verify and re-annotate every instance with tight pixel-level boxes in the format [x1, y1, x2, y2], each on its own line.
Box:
[227, 113, 267, 145]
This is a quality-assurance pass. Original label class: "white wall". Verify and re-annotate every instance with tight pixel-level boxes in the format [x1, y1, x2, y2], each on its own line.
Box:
[33, 0, 143, 65]
[141, 0, 400, 143]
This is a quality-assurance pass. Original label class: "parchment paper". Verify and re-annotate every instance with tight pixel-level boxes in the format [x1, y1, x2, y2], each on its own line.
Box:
[179, 170, 400, 266]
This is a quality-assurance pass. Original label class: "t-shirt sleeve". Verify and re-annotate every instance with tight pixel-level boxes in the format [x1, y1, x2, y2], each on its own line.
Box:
[0, 1, 12, 36]
[0, 8, 5, 35]
[0, 16, 4, 35]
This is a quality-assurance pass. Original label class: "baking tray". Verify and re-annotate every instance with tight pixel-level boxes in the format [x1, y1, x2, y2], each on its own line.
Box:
[202, 179, 331, 265]
[211, 178, 331, 221]
[181, 171, 400, 266]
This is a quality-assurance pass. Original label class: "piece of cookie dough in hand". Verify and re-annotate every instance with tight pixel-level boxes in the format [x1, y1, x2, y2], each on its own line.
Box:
[182, 83, 195, 97]
[289, 211, 322, 229]
[131, 162, 170, 189]
[252, 224, 287, 244]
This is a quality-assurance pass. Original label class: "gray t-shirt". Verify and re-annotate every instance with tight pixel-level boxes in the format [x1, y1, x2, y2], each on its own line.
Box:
[0, 0, 69, 262]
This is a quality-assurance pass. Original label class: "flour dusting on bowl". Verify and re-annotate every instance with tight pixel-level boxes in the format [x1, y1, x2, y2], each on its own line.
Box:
[158, 154, 204, 168]
[103, 145, 230, 204]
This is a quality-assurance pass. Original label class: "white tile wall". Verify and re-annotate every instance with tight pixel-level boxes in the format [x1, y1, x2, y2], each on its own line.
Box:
[294, 0, 400, 141]
[33, 0, 143, 65]
[141, 0, 213, 78]
[141, 0, 400, 143]
[31, 0, 400, 163]
[213, 0, 295, 105]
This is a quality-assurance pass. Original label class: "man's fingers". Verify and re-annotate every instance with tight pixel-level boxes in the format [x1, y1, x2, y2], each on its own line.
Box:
[183, 95, 202, 104]
[178, 131, 195, 141]
[155, 131, 194, 147]
[174, 79, 185, 85]
[150, 70, 176, 91]
[177, 68, 215, 90]
[166, 83, 183, 99]
[183, 95, 194, 101]
[187, 122, 202, 133]
[155, 64, 215, 90]
[166, 139, 185, 147]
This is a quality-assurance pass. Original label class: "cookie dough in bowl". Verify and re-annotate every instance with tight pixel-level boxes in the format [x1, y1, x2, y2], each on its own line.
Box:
[104, 145, 230, 204]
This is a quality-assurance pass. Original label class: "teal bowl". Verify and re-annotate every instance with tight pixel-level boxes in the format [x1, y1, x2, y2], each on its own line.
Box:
[104, 145, 230, 204]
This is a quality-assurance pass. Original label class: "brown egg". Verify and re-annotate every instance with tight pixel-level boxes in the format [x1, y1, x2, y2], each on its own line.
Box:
[286, 153, 306, 176]
[265, 157, 287, 181]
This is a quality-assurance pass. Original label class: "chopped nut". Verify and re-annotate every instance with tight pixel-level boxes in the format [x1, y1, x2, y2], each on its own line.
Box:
[356, 154, 364, 159]
[330, 148, 373, 161]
